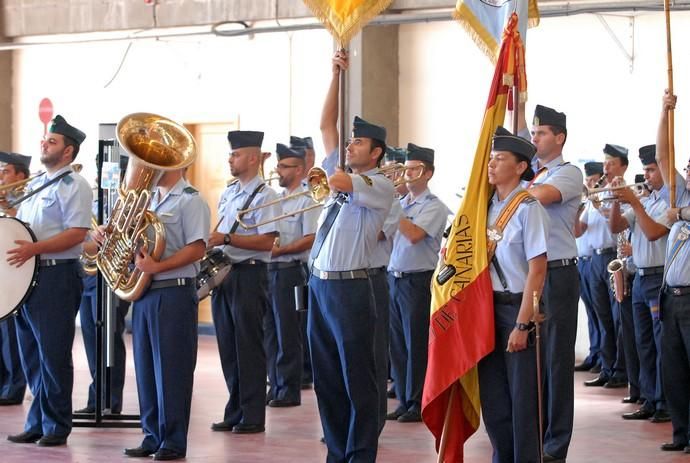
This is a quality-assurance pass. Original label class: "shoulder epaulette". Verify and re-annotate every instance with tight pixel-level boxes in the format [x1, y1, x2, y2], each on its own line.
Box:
[360, 174, 373, 186]
[61, 173, 74, 185]
[183, 186, 198, 194]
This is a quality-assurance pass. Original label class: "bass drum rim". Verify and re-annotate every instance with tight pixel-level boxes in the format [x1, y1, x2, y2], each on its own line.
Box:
[0, 216, 39, 322]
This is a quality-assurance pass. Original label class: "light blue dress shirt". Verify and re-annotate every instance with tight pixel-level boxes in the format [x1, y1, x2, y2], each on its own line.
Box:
[17, 165, 92, 260]
[217, 175, 280, 263]
[370, 198, 403, 268]
[582, 198, 617, 250]
[149, 178, 210, 280]
[488, 187, 550, 293]
[662, 172, 690, 286]
[273, 183, 320, 263]
[388, 189, 450, 273]
[623, 188, 670, 268]
[576, 233, 593, 257]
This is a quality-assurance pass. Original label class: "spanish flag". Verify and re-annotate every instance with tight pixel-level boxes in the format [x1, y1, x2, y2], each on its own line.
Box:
[302, 0, 393, 46]
[454, 0, 539, 63]
[421, 14, 527, 462]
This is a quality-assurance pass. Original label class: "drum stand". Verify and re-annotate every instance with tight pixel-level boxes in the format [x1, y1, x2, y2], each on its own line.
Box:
[73, 139, 140, 428]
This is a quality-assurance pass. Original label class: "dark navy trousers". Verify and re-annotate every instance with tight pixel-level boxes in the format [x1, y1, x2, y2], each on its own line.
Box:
[132, 283, 198, 455]
[632, 273, 665, 412]
[15, 262, 82, 437]
[79, 274, 129, 412]
[479, 296, 539, 463]
[660, 290, 690, 447]
[211, 264, 268, 426]
[619, 276, 640, 399]
[577, 257, 601, 367]
[368, 268, 390, 435]
[387, 270, 433, 414]
[308, 275, 378, 463]
[0, 316, 26, 401]
[542, 264, 579, 459]
[301, 263, 313, 386]
[265, 264, 305, 404]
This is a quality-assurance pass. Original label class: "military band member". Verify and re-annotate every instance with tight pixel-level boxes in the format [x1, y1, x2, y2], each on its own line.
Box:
[609, 144, 670, 423]
[575, 144, 630, 390]
[479, 126, 548, 463]
[313, 49, 395, 461]
[655, 91, 690, 453]
[575, 161, 604, 374]
[265, 143, 319, 407]
[6, 116, 92, 446]
[118, 168, 209, 461]
[386, 143, 449, 424]
[208, 130, 280, 434]
[520, 104, 583, 461]
[0, 152, 29, 406]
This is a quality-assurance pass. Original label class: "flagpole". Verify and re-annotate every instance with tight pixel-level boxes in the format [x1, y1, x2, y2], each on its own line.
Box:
[664, 0, 676, 207]
[338, 45, 347, 170]
[436, 382, 457, 463]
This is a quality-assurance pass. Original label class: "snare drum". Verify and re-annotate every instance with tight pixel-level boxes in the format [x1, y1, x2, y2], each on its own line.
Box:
[196, 248, 232, 300]
[0, 217, 39, 321]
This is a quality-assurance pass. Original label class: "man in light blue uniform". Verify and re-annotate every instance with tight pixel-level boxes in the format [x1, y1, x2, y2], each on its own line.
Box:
[386, 143, 449, 424]
[574, 162, 604, 374]
[479, 126, 549, 463]
[609, 145, 671, 423]
[208, 130, 280, 434]
[264, 143, 319, 407]
[0, 152, 30, 406]
[6, 116, 92, 447]
[575, 144, 629, 389]
[655, 91, 690, 453]
[313, 49, 395, 462]
[121, 167, 209, 461]
[519, 104, 583, 462]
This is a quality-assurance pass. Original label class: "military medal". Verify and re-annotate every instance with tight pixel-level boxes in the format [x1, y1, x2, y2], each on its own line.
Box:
[487, 226, 503, 242]
[678, 223, 690, 241]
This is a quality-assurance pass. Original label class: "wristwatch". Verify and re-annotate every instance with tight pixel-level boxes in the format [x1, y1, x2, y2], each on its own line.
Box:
[223, 233, 231, 245]
[514, 321, 534, 332]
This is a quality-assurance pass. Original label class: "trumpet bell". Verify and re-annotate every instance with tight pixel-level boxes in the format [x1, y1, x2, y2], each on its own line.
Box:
[306, 167, 330, 202]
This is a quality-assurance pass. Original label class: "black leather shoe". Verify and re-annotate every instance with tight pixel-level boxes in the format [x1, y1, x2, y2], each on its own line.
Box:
[542, 452, 565, 462]
[124, 446, 156, 457]
[650, 410, 672, 423]
[268, 399, 300, 408]
[7, 431, 42, 444]
[0, 397, 23, 406]
[583, 376, 608, 387]
[622, 409, 654, 420]
[386, 387, 396, 399]
[36, 435, 67, 447]
[211, 420, 236, 432]
[397, 410, 422, 423]
[153, 448, 184, 461]
[74, 406, 95, 414]
[231, 423, 265, 434]
[621, 396, 639, 404]
[603, 378, 628, 389]
[660, 442, 686, 451]
[589, 364, 602, 374]
[300, 382, 313, 390]
[385, 408, 405, 420]
[573, 362, 593, 372]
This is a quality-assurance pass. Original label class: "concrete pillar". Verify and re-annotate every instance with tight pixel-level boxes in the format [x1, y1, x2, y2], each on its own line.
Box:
[347, 25, 399, 146]
[0, 4, 12, 149]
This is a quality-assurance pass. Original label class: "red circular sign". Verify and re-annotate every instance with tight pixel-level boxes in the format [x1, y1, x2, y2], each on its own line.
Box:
[38, 98, 54, 124]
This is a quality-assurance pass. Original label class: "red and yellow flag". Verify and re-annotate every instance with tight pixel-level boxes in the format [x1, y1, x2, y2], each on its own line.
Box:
[302, 0, 393, 46]
[454, 0, 539, 63]
[422, 14, 528, 462]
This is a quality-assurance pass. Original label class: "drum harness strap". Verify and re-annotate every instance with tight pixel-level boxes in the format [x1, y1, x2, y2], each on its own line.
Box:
[227, 182, 266, 239]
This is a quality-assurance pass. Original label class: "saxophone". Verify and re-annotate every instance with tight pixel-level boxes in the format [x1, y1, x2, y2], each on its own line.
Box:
[608, 232, 630, 303]
[96, 113, 196, 301]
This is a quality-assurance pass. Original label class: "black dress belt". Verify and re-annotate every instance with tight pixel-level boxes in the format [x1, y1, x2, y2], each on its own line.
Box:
[311, 267, 369, 280]
[594, 247, 616, 255]
[638, 266, 664, 277]
[390, 270, 432, 279]
[578, 255, 592, 262]
[547, 258, 577, 269]
[268, 261, 303, 271]
[149, 278, 196, 290]
[234, 259, 267, 267]
[40, 258, 78, 267]
[664, 286, 690, 296]
[367, 267, 387, 276]
[493, 291, 523, 305]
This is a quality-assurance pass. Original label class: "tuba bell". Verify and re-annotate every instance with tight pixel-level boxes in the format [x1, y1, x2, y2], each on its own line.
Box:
[96, 113, 196, 301]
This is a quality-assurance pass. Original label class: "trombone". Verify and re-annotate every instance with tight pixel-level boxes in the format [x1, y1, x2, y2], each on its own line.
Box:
[236, 167, 329, 229]
[379, 163, 426, 187]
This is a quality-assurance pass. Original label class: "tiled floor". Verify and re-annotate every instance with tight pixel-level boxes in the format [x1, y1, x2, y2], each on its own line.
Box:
[0, 332, 684, 462]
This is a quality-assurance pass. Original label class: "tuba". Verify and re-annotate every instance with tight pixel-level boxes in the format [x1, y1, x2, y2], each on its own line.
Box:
[96, 113, 196, 301]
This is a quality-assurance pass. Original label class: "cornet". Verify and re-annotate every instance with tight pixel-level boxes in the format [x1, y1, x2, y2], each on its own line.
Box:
[379, 163, 426, 187]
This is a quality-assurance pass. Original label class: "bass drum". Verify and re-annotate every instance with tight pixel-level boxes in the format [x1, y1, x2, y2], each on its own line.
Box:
[0, 217, 39, 321]
[196, 248, 232, 301]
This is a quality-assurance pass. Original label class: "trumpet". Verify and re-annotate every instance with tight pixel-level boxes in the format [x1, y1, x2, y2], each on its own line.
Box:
[379, 163, 426, 187]
[235, 167, 329, 229]
[586, 182, 647, 196]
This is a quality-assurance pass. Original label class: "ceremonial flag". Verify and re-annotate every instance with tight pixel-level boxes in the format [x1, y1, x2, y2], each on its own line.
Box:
[454, 0, 539, 62]
[421, 14, 528, 462]
[302, 0, 393, 45]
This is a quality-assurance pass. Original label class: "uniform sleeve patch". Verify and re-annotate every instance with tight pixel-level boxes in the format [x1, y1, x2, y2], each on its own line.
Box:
[359, 174, 373, 186]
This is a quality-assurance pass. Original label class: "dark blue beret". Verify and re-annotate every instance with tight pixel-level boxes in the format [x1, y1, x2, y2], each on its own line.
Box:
[276, 143, 305, 161]
[0, 151, 31, 168]
[638, 144, 656, 165]
[290, 136, 314, 150]
[492, 126, 536, 181]
[533, 104, 566, 130]
[49, 115, 86, 145]
[603, 144, 628, 159]
[227, 130, 264, 150]
[352, 116, 386, 143]
[584, 161, 604, 176]
[406, 143, 434, 165]
[634, 173, 645, 184]
[385, 146, 406, 163]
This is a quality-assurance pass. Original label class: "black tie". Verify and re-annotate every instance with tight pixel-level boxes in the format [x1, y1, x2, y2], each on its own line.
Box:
[309, 195, 345, 264]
